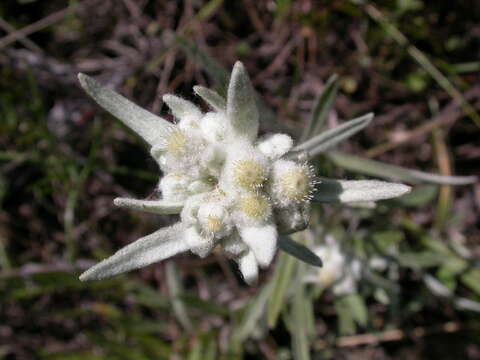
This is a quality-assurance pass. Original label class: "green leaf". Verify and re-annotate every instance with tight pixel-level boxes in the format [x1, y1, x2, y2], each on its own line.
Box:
[166, 262, 193, 331]
[343, 294, 368, 327]
[312, 178, 411, 203]
[234, 282, 273, 342]
[461, 268, 480, 297]
[78, 74, 173, 146]
[291, 283, 311, 360]
[391, 185, 438, 207]
[300, 74, 339, 142]
[300, 74, 338, 142]
[327, 151, 478, 185]
[179, 295, 229, 316]
[267, 252, 296, 328]
[335, 297, 356, 335]
[278, 235, 322, 267]
[397, 251, 446, 268]
[294, 113, 373, 157]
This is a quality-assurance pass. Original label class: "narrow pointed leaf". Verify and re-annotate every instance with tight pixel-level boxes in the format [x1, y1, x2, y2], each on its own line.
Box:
[267, 252, 296, 328]
[300, 74, 339, 142]
[163, 94, 202, 120]
[193, 85, 226, 112]
[327, 151, 478, 185]
[291, 282, 311, 360]
[278, 235, 323, 267]
[166, 262, 193, 331]
[227, 61, 259, 140]
[78, 74, 173, 145]
[313, 179, 411, 203]
[294, 113, 373, 156]
[113, 197, 184, 214]
[79, 223, 188, 281]
[234, 282, 273, 342]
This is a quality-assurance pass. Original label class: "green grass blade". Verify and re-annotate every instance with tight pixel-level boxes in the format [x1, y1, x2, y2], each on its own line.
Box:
[166, 262, 193, 331]
[294, 113, 373, 156]
[361, 3, 480, 127]
[291, 282, 311, 360]
[267, 252, 296, 328]
[300, 74, 339, 142]
[233, 282, 273, 342]
[327, 151, 477, 185]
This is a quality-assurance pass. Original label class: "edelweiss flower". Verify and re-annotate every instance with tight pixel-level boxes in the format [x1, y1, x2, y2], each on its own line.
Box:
[303, 235, 388, 296]
[78, 62, 411, 285]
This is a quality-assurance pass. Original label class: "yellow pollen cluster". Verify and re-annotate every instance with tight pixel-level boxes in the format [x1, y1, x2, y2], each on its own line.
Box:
[205, 215, 223, 233]
[239, 193, 269, 219]
[233, 159, 266, 190]
[281, 168, 311, 202]
[167, 129, 187, 155]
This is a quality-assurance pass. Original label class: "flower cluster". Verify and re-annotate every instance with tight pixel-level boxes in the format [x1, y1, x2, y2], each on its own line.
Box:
[78, 61, 411, 285]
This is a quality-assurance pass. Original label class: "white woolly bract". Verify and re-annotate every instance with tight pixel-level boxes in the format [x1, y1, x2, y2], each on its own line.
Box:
[197, 202, 233, 238]
[257, 134, 293, 159]
[184, 226, 215, 258]
[237, 250, 259, 285]
[238, 224, 278, 268]
[159, 173, 190, 202]
[200, 112, 228, 143]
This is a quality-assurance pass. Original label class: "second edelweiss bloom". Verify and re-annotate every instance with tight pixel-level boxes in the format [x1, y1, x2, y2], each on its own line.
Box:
[77, 61, 411, 285]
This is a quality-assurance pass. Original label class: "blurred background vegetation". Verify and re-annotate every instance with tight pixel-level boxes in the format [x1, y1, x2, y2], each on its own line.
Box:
[1, 0, 479, 359]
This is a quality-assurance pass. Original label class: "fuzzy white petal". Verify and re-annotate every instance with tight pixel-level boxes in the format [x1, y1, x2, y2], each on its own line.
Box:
[239, 224, 277, 268]
[184, 226, 215, 258]
[159, 173, 190, 202]
[200, 112, 228, 143]
[79, 222, 188, 281]
[237, 250, 259, 285]
[257, 134, 293, 159]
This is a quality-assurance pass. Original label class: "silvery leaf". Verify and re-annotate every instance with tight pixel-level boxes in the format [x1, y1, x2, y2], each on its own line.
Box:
[113, 197, 184, 214]
[78, 74, 173, 145]
[162, 94, 202, 120]
[278, 235, 323, 267]
[294, 113, 373, 157]
[300, 74, 339, 142]
[193, 85, 226, 112]
[227, 61, 259, 141]
[79, 222, 188, 281]
[327, 151, 478, 185]
[313, 178, 411, 203]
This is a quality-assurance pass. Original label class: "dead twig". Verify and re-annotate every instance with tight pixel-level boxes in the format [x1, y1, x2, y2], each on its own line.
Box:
[0, 3, 80, 50]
